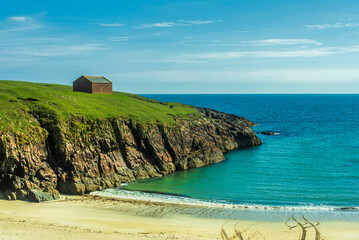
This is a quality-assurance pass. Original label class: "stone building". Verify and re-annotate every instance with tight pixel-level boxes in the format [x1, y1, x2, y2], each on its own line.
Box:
[73, 75, 112, 94]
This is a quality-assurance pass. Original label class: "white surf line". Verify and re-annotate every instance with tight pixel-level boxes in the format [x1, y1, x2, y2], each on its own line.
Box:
[90, 188, 359, 212]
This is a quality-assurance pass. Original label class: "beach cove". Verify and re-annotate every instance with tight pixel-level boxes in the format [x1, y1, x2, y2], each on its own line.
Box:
[1, 90, 358, 239]
[119, 94, 359, 209]
[2, 1, 359, 239]
[0, 195, 358, 240]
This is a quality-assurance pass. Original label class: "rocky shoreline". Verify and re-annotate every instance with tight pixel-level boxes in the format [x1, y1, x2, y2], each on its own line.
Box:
[0, 107, 261, 202]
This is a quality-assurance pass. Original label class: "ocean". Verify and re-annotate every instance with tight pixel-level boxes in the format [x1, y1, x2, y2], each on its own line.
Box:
[92, 94, 359, 218]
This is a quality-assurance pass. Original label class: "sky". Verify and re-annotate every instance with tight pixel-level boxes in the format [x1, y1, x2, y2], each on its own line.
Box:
[1, 0, 359, 93]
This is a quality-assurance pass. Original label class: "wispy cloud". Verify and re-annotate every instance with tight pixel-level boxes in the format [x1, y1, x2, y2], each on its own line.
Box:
[91, 22, 124, 27]
[0, 25, 40, 33]
[1, 44, 106, 57]
[135, 19, 221, 29]
[1, 16, 107, 59]
[176, 45, 359, 61]
[7, 16, 32, 22]
[112, 68, 359, 84]
[234, 69, 359, 82]
[240, 39, 322, 46]
[108, 36, 129, 42]
[182, 39, 221, 44]
[306, 22, 359, 29]
[179, 20, 221, 25]
[135, 22, 176, 29]
[180, 38, 321, 47]
[1, 16, 40, 33]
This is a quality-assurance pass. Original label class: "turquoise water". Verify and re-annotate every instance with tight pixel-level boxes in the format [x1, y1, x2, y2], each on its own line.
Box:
[97, 95, 359, 210]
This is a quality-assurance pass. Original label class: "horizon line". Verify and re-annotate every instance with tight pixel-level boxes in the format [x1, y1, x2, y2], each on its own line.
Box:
[1, 79, 358, 95]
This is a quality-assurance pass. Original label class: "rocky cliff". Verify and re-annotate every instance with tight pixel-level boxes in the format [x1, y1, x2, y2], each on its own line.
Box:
[0, 107, 261, 202]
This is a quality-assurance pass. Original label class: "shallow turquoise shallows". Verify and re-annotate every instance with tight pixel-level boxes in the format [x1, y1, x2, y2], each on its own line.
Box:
[102, 94, 359, 210]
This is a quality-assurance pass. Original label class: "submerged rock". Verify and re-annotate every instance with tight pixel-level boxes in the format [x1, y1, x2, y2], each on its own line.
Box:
[0, 107, 261, 202]
[258, 131, 280, 136]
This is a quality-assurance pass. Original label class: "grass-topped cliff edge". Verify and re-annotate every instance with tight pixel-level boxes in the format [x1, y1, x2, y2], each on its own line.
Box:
[0, 80, 260, 202]
[0, 80, 198, 138]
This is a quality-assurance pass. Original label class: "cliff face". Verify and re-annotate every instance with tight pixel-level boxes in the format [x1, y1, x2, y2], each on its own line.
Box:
[0, 107, 261, 201]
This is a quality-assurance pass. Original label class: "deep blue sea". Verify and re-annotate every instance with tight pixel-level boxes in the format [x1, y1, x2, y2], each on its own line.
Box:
[94, 94, 359, 214]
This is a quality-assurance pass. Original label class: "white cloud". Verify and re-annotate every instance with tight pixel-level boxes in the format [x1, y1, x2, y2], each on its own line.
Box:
[306, 22, 359, 29]
[112, 69, 359, 83]
[1, 44, 106, 57]
[97, 23, 124, 27]
[235, 69, 359, 83]
[177, 46, 359, 60]
[7, 16, 32, 22]
[181, 38, 320, 47]
[181, 39, 221, 44]
[179, 20, 221, 25]
[0, 25, 40, 33]
[135, 19, 221, 28]
[0, 18, 40, 33]
[108, 36, 129, 42]
[240, 39, 322, 46]
[136, 22, 176, 29]
[2, 16, 39, 33]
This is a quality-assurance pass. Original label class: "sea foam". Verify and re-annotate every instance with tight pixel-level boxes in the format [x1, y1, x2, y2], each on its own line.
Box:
[90, 188, 359, 212]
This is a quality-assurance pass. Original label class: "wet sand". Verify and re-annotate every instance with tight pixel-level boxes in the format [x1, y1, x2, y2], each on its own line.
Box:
[0, 195, 358, 240]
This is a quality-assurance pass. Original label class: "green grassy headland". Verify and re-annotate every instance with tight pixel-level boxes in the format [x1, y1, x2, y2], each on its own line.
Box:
[0, 80, 198, 137]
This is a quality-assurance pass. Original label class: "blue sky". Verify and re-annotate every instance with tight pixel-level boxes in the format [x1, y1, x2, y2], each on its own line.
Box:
[1, 0, 359, 93]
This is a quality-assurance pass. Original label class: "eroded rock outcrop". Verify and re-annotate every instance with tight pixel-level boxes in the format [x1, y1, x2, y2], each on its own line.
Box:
[0, 107, 261, 201]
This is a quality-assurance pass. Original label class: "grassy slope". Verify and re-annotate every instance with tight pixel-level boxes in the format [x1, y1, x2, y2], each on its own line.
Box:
[0, 80, 198, 136]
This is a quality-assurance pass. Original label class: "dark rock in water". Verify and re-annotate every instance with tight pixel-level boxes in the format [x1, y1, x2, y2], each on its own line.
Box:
[0, 107, 261, 202]
[258, 131, 280, 136]
[339, 207, 357, 211]
[27, 190, 59, 202]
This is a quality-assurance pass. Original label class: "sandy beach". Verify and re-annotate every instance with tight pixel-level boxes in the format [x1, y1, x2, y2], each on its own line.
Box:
[0, 195, 358, 240]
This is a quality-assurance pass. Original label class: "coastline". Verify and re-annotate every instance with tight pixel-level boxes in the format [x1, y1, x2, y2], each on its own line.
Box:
[0, 195, 358, 240]
[90, 187, 359, 213]
[0, 82, 261, 201]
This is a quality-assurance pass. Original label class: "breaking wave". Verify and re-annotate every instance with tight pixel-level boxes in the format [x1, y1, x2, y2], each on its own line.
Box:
[90, 188, 359, 212]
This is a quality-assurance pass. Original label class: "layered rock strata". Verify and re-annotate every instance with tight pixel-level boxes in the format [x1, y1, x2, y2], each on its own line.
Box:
[0, 107, 261, 201]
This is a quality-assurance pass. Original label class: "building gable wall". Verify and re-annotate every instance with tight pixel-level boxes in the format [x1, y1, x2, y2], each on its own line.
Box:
[73, 76, 92, 93]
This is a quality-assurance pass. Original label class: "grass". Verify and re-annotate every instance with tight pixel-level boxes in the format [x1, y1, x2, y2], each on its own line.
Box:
[0, 80, 199, 137]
